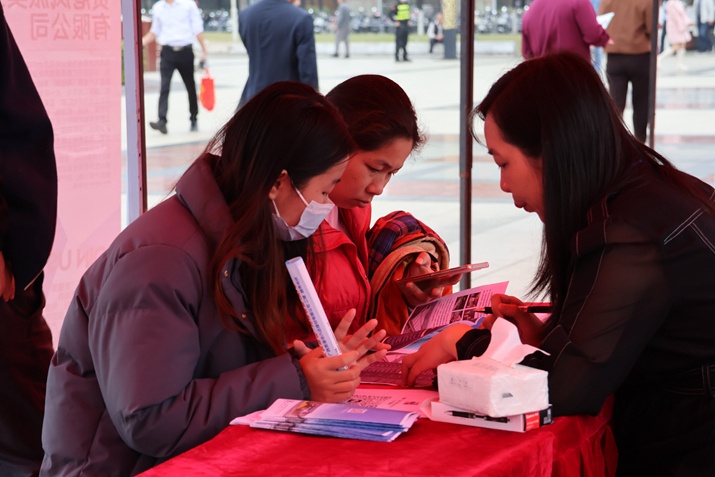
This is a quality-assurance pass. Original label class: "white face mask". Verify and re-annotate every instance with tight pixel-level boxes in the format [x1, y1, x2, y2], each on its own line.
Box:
[272, 185, 334, 241]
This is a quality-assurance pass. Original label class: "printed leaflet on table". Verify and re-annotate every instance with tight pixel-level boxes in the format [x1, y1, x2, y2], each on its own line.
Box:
[231, 398, 420, 442]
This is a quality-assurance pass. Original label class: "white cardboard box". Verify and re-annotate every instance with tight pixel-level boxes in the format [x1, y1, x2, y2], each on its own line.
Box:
[429, 400, 553, 433]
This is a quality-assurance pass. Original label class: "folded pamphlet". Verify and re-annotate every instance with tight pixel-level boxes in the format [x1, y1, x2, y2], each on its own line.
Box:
[362, 281, 510, 387]
[231, 398, 420, 442]
[400, 281, 509, 335]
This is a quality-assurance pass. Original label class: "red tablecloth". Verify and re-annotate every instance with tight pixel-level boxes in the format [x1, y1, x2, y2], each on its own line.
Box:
[139, 397, 617, 477]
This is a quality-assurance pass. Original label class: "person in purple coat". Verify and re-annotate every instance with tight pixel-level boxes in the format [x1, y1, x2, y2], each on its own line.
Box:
[521, 0, 611, 62]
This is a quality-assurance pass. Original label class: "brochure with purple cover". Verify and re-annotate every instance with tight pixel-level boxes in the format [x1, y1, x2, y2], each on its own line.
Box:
[362, 281, 510, 387]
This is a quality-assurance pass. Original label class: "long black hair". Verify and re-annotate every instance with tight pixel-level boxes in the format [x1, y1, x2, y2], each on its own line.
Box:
[204, 81, 353, 353]
[471, 52, 711, 319]
[326, 74, 425, 153]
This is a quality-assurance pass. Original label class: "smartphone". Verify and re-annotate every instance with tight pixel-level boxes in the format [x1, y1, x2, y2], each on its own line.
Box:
[395, 262, 489, 291]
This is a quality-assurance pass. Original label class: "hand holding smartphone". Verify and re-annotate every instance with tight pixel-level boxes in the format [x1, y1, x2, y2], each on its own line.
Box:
[395, 262, 489, 291]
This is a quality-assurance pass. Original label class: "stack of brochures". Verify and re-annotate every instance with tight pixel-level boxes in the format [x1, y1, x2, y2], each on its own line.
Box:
[232, 398, 420, 442]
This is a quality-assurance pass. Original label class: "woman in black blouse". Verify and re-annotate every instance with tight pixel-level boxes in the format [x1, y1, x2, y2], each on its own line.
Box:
[403, 52, 715, 476]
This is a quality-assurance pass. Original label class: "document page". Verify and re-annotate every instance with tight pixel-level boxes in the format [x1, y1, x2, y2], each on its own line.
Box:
[362, 281, 509, 387]
[400, 281, 509, 334]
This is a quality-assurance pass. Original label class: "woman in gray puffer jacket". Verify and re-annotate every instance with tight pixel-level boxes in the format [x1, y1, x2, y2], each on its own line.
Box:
[41, 82, 387, 476]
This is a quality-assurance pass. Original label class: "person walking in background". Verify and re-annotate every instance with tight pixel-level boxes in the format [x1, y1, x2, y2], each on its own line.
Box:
[390, 0, 411, 62]
[659, 0, 692, 72]
[142, 0, 208, 135]
[659, 0, 669, 54]
[589, 0, 605, 73]
[0, 5, 57, 476]
[521, 0, 611, 63]
[695, 0, 715, 53]
[599, 0, 653, 143]
[427, 12, 444, 54]
[238, 0, 318, 107]
[332, 0, 351, 58]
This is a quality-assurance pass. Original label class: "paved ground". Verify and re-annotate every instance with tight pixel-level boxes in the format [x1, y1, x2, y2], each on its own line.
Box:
[123, 41, 715, 297]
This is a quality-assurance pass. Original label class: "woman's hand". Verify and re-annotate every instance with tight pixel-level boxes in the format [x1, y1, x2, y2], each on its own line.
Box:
[293, 310, 389, 364]
[333, 309, 390, 357]
[483, 294, 546, 347]
[397, 252, 443, 307]
[401, 323, 472, 387]
[298, 348, 362, 402]
[295, 309, 389, 402]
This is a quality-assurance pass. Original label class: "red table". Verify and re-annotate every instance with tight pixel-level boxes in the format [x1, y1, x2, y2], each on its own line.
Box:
[139, 397, 617, 477]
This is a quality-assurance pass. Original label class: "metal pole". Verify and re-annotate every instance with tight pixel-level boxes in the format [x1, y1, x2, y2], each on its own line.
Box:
[378, 0, 384, 34]
[121, 0, 148, 223]
[443, 0, 459, 59]
[647, 0, 659, 149]
[459, 0, 475, 289]
[231, 0, 239, 42]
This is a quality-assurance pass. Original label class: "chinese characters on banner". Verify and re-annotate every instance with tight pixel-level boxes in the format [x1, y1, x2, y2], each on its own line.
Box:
[4, 0, 121, 344]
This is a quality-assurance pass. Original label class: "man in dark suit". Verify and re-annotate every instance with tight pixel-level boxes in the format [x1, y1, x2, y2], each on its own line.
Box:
[0, 4, 58, 476]
[238, 0, 318, 107]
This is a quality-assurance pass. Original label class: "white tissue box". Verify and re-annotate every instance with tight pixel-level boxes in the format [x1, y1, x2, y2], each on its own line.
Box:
[437, 357, 549, 417]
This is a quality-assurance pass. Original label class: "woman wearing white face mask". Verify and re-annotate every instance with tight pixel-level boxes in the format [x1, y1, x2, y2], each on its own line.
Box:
[271, 178, 335, 241]
[41, 82, 388, 477]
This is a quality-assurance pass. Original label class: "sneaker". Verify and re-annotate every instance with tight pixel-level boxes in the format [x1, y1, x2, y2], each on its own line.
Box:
[332, 53, 339, 58]
[344, 54, 350, 58]
[190, 120, 198, 132]
[149, 120, 167, 134]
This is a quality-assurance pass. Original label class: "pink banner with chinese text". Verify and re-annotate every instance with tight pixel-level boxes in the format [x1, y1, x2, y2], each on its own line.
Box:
[4, 0, 122, 344]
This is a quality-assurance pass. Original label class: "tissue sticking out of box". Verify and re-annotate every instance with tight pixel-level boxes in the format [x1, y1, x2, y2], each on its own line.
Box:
[437, 319, 549, 417]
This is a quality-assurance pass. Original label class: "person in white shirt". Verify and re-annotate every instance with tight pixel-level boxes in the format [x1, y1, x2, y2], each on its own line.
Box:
[332, 0, 351, 58]
[142, 0, 208, 134]
[427, 12, 444, 54]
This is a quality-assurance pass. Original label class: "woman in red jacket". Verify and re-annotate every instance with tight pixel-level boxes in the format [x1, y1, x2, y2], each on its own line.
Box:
[290, 75, 451, 340]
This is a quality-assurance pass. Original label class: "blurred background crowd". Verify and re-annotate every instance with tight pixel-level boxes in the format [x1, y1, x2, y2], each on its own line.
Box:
[138, 0, 712, 53]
